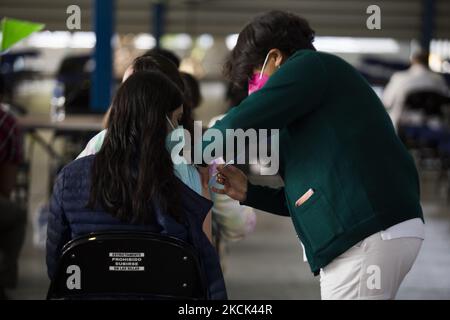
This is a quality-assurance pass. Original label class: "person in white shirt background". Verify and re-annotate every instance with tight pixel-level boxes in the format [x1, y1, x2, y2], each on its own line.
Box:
[383, 51, 449, 130]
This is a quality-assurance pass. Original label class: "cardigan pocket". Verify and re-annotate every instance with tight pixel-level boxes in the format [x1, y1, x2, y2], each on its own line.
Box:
[293, 188, 344, 253]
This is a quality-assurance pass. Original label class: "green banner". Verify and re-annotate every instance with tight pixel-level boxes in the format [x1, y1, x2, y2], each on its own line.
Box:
[1, 18, 45, 52]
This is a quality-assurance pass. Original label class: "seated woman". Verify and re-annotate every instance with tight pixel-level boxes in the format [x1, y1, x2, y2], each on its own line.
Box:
[78, 54, 213, 241]
[78, 54, 256, 245]
[46, 71, 227, 300]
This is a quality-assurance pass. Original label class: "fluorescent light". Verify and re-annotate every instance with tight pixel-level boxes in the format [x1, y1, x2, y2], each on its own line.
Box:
[70, 32, 96, 48]
[430, 39, 450, 72]
[24, 31, 97, 49]
[197, 34, 214, 50]
[174, 33, 192, 50]
[27, 31, 71, 48]
[226, 34, 238, 50]
[161, 33, 193, 50]
[134, 33, 155, 50]
[314, 37, 400, 54]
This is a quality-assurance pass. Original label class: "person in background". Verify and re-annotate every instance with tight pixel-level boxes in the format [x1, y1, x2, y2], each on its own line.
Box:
[181, 72, 202, 110]
[383, 51, 449, 129]
[46, 71, 227, 299]
[180, 72, 201, 137]
[102, 48, 181, 128]
[145, 48, 181, 68]
[80, 55, 184, 157]
[180, 71, 256, 262]
[0, 75, 27, 300]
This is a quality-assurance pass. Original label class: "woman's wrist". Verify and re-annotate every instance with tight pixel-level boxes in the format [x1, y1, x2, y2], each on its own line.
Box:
[238, 178, 249, 203]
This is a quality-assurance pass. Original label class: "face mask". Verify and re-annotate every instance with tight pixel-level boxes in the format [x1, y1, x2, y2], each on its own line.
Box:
[166, 115, 186, 158]
[166, 115, 181, 141]
[248, 51, 272, 95]
[165, 116, 202, 194]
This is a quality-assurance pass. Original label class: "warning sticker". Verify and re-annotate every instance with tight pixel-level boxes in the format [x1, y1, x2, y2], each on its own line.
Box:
[108, 252, 145, 271]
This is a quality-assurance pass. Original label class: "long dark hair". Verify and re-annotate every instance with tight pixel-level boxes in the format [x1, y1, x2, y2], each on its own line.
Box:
[103, 54, 184, 127]
[133, 54, 195, 150]
[224, 10, 316, 89]
[88, 71, 184, 224]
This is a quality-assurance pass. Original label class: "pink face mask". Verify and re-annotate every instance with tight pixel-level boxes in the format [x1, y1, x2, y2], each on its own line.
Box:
[248, 52, 272, 95]
[248, 73, 270, 95]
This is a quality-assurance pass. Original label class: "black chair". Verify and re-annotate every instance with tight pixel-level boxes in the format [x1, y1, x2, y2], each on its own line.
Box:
[56, 54, 93, 115]
[404, 90, 449, 117]
[399, 90, 450, 153]
[48, 54, 101, 195]
[47, 231, 208, 300]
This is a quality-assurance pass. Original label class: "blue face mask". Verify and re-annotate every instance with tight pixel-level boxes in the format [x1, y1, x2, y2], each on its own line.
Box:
[166, 116, 202, 195]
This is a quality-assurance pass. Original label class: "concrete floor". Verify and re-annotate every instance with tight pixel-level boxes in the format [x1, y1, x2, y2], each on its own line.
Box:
[6, 136, 450, 299]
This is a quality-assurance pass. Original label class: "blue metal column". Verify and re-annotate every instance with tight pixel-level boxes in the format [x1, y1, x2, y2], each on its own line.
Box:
[91, 0, 115, 112]
[152, 1, 166, 49]
[421, 0, 435, 52]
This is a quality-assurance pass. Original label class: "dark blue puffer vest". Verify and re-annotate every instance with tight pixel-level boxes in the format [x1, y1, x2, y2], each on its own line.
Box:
[46, 155, 227, 299]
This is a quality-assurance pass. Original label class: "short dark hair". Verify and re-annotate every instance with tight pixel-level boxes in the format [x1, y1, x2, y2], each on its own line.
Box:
[144, 48, 181, 68]
[180, 72, 202, 110]
[179, 72, 201, 142]
[132, 54, 184, 92]
[224, 10, 315, 89]
[412, 51, 429, 66]
[103, 54, 184, 128]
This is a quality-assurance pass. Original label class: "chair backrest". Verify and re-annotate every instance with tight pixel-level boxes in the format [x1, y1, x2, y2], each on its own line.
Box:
[47, 231, 208, 300]
[56, 54, 94, 115]
[405, 90, 450, 116]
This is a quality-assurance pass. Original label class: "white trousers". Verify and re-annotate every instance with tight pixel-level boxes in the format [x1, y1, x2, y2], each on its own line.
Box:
[320, 232, 423, 300]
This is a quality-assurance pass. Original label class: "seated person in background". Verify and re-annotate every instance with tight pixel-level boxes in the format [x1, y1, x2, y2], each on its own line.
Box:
[0, 75, 27, 299]
[46, 71, 227, 300]
[383, 50, 449, 129]
[80, 54, 183, 156]
[144, 48, 181, 68]
[179, 71, 201, 136]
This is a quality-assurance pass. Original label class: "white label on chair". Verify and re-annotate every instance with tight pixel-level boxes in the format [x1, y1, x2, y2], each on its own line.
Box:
[109, 266, 145, 271]
[109, 252, 145, 257]
[108, 252, 145, 271]
[66, 265, 81, 290]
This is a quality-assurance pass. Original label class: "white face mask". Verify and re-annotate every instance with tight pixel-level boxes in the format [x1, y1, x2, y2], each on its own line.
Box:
[166, 115, 177, 131]
[165, 115, 206, 195]
[165, 115, 186, 154]
[165, 115, 191, 183]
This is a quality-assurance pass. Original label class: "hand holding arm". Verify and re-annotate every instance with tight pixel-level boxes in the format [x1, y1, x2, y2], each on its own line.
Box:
[212, 165, 290, 216]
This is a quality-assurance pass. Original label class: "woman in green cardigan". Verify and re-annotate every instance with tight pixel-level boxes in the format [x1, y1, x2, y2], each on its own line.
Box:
[207, 11, 425, 300]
